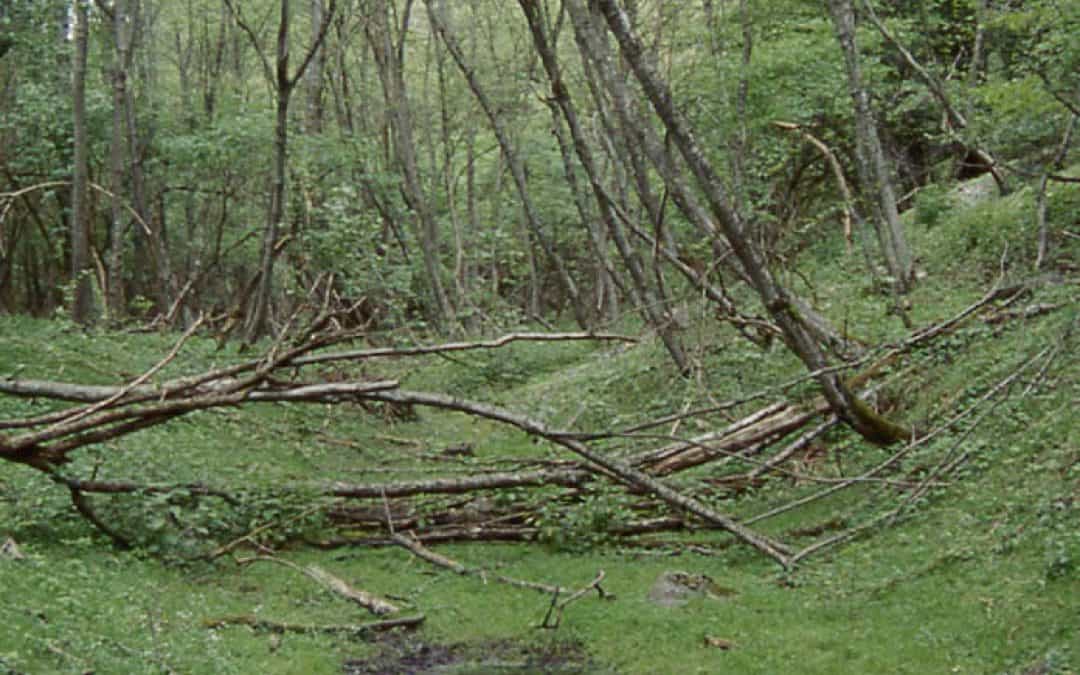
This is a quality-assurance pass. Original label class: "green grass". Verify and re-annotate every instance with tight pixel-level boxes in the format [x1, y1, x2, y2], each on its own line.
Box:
[1, 181, 1078, 673]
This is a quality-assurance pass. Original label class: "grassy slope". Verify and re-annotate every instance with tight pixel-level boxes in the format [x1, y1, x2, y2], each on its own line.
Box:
[0, 182, 1077, 674]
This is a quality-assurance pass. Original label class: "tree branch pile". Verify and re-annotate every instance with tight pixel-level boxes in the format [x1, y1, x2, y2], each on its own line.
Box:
[0, 285, 1070, 569]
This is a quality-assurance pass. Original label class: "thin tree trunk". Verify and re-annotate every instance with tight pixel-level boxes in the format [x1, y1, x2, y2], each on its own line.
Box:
[244, 1, 292, 340]
[106, 6, 128, 322]
[519, 0, 690, 375]
[226, 0, 335, 341]
[71, 1, 95, 326]
[305, 0, 326, 134]
[546, 99, 619, 323]
[593, 0, 910, 445]
[426, 0, 590, 329]
[570, 4, 680, 333]
[1036, 114, 1077, 270]
[367, 0, 453, 329]
[827, 0, 913, 293]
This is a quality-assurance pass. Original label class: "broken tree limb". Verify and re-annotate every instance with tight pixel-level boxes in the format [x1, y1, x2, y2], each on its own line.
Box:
[360, 389, 794, 568]
[770, 342, 1056, 565]
[748, 417, 841, 479]
[236, 555, 400, 616]
[632, 400, 829, 475]
[540, 570, 611, 629]
[65, 480, 132, 549]
[203, 613, 425, 636]
[43, 316, 205, 432]
[392, 532, 562, 595]
[0, 378, 400, 406]
[289, 331, 637, 367]
[35, 466, 592, 503]
[328, 467, 592, 498]
[0, 381, 399, 467]
[772, 121, 858, 251]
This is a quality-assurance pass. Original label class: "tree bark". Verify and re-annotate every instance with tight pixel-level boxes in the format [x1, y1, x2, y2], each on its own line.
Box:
[305, 0, 327, 134]
[70, 1, 95, 326]
[106, 8, 127, 322]
[826, 0, 913, 292]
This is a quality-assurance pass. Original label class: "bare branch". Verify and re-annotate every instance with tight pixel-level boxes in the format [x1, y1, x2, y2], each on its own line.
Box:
[237, 555, 400, 616]
[359, 388, 795, 567]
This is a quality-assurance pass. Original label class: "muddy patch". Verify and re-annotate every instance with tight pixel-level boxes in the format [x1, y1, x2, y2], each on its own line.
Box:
[343, 635, 616, 674]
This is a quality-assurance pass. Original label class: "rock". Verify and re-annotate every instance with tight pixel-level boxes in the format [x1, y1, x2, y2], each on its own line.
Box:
[1, 537, 25, 560]
[647, 570, 736, 608]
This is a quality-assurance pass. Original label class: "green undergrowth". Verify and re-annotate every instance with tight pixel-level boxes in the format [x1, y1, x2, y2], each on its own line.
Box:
[1, 182, 1078, 673]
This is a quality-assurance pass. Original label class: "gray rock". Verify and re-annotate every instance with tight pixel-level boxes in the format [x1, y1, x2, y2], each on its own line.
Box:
[647, 570, 736, 608]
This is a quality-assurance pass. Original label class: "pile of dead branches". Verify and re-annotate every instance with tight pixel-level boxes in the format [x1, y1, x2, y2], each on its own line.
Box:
[0, 279, 1072, 570]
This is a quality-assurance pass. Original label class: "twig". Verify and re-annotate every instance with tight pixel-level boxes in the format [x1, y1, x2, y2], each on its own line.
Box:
[748, 417, 840, 478]
[772, 121, 858, 250]
[209, 502, 327, 560]
[43, 315, 206, 434]
[539, 570, 611, 629]
[787, 343, 1055, 564]
[64, 482, 131, 549]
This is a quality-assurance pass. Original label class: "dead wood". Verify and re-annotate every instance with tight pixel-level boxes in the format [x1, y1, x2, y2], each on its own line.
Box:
[984, 302, 1064, 325]
[203, 613, 425, 636]
[236, 555, 400, 616]
[539, 570, 611, 629]
[391, 531, 610, 628]
[289, 331, 637, 367]
[748, 417, 841, 478]
[315, 527, 537, 548]
[784, 342, 1056, 565]
[0, 293, 1065, 568]
[66, 482, 132, 549]
[328, 467, 592, 498]
[632, 400, 829, 475]
[392, 532, 562, 595]
[359, 389, 795, 567]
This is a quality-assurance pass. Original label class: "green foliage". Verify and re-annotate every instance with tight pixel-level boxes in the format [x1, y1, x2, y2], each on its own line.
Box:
[913, 183, 951, 228]
[970, 75, 1064, 155]
[532, 488, 634, 553]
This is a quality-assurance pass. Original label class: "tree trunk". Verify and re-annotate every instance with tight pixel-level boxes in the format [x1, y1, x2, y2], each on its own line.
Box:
[71, 1, 95, 326]
[367, 0, 453, 329]
[244, 1, 293, 341]
[426, 0, 590, 329]
[227, 0, 335, 341]
[592, 0, 910, 445]
[106, 23, 127, 321]
[546, 99, 619, 323]
[519, 0, 690, 376]
[826, 0, 913, 293]
[305, 0, 327, 134]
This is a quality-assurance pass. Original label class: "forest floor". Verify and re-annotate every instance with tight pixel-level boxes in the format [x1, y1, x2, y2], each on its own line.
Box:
[1, 177, 1078, 673]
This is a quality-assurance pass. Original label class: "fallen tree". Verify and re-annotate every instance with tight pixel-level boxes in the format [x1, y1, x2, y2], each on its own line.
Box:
[0, 281, 1069, 571]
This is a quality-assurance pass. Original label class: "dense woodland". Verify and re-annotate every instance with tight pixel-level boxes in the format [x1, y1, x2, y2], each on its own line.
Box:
[0, 0, 1073, 335]
[0, 1, 1078, 672]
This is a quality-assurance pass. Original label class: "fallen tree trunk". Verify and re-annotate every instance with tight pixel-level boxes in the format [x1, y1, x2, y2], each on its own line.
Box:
[632, 400, 830, 475]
